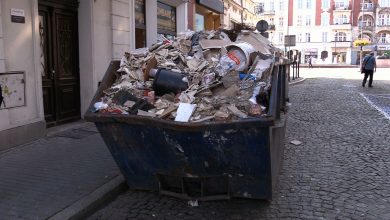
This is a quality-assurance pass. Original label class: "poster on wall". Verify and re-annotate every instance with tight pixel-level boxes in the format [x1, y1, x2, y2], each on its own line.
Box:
[195, 14, 205, 32]
[0, 72, 25, 109]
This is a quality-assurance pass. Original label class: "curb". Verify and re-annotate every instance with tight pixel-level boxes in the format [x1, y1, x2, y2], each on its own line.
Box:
[288, 78, 306, 86]
[48, 175, 127, 220]
[300, 65, 359, 68]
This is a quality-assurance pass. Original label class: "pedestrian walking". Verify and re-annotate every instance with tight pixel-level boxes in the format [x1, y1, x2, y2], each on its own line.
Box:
[361, 52, 376, 87]
[308, 56, 313, 68]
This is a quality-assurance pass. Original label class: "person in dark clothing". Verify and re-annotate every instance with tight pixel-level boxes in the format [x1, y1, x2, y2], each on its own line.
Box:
[361, 52, 376, 87]
[308, 56, 313, 68]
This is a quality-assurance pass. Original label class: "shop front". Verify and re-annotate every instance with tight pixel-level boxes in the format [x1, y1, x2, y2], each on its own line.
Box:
[303, 48, 318, 63]
[135, 0, 146, 48]
[194, 0, 223, 31]
[157, 1, 177, 39]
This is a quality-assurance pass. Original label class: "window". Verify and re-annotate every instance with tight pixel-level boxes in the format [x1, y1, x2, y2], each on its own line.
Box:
[297, 15, 302, 26]
[305, 33, 311, 42]
[298, 33, 303, 42]
[380, 0, 390, 7]
[335, 15, 348, 24]
[322, 32, 328, 42]
[378, 14, 390, 26]
[306, 15, 311, 26]
[279, 32, 284, 42]
[135, 0, 146, 48]
[306, 0, 312, 9]
[298, 0, 303, 9]
[279, 17, 284, 26]
[378, 33, 389, 43]
[335, 32, 347, 41]
[270, 1, 275, 11]
[270, 17, 274, 25]
[279, 0, 284, 11]
[321, 13, 329, 26]
[322, 0, 330, 8]
[335, 0, 347, 9]
[360, 16, 373, 27]
[157, 2, 177, 38]
[256, 3, 264, 14]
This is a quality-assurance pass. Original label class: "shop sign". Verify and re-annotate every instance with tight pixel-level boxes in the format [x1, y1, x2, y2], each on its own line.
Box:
[304, 48, 318, 55]
[377, 45, 390, 51]
[11, 8, 25, 23]
[135, 0, 145, 27]
[197, 0, 224, 14]
[157, 2, 176, 34]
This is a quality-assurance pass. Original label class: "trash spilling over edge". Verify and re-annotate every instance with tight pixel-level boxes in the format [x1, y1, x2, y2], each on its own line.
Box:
[92, 30, 284, 123]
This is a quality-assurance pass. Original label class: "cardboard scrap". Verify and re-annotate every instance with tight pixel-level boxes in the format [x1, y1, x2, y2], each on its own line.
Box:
[199, 39, 230, 49]
[137, 110, 156, 117]
[158, 105, 177, 118]
[227, 105, 248, 119]
[175, 103, 197, 122]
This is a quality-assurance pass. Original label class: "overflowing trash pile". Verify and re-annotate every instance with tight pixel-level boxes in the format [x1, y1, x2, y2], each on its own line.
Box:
[93, 30, 281, 122]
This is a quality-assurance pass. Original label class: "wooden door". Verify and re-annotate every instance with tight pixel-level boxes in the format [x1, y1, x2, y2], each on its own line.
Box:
[39, 1, 80, 126]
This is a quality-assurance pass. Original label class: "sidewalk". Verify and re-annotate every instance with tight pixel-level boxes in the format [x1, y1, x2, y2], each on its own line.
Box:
[0, 122, 123, 220]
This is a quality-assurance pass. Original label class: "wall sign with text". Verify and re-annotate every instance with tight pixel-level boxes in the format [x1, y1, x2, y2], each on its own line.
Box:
[11, 8, 25, 23]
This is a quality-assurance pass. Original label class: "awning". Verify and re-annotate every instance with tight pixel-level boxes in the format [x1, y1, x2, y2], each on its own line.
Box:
[197, 0, 224, 14]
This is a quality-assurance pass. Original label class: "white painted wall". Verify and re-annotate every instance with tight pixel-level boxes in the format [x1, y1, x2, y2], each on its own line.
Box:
[145, 0, 158, 47]
[93, 0, 112, 86]
[112, 0, 131, 59]
[79, 0, 114, 114]
[176, 2, 188, 33]
[79, 0, 95, 115]
[0, 0, 43, 131]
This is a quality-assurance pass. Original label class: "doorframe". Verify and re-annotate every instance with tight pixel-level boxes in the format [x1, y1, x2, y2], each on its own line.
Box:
[33, 0, 46, 121]
[37, 0, 81, 126]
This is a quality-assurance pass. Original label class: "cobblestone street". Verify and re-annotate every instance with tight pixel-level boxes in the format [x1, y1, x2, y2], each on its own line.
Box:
[89, 69, 390, 220]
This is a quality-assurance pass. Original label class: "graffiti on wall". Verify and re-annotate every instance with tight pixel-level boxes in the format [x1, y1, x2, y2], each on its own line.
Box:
[0, 72, 25, 109]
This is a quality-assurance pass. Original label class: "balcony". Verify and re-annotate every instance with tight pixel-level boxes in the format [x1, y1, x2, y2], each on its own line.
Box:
[377, 5, 390, 8]
[376, 25, 390, 33]
[331, 23, 352, 30]
[262, 10, 275, 15]
[361, 3, 374, 11]
[359, 25, 375, 32]
[331, 41, 352, 48]
[334, 5, 350, 11]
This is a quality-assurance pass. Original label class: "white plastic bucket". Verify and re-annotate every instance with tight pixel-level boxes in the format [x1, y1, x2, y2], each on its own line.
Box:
[225, 42, 256, 71]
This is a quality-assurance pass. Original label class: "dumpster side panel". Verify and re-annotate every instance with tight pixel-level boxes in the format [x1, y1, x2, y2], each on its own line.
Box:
[95, 122, 273, 199]
[269, 114, 287, 197]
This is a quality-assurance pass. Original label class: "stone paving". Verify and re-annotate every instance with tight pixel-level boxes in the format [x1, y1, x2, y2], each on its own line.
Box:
[89, 69, 390, 220]
[0, 123, 119, 220]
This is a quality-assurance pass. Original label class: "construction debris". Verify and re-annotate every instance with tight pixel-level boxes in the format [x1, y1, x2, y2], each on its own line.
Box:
[93, 30, 281, 122]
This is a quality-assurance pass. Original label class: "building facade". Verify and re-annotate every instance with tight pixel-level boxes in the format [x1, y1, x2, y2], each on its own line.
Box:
[188, 0, 224, 31]
[0, 0, 189, 150]
[222, 0, 262, 30]
[258, 0, 390, 65]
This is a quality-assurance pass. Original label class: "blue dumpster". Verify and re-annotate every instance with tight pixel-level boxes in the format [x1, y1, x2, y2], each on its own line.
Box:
[85, 59, 289, 200]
